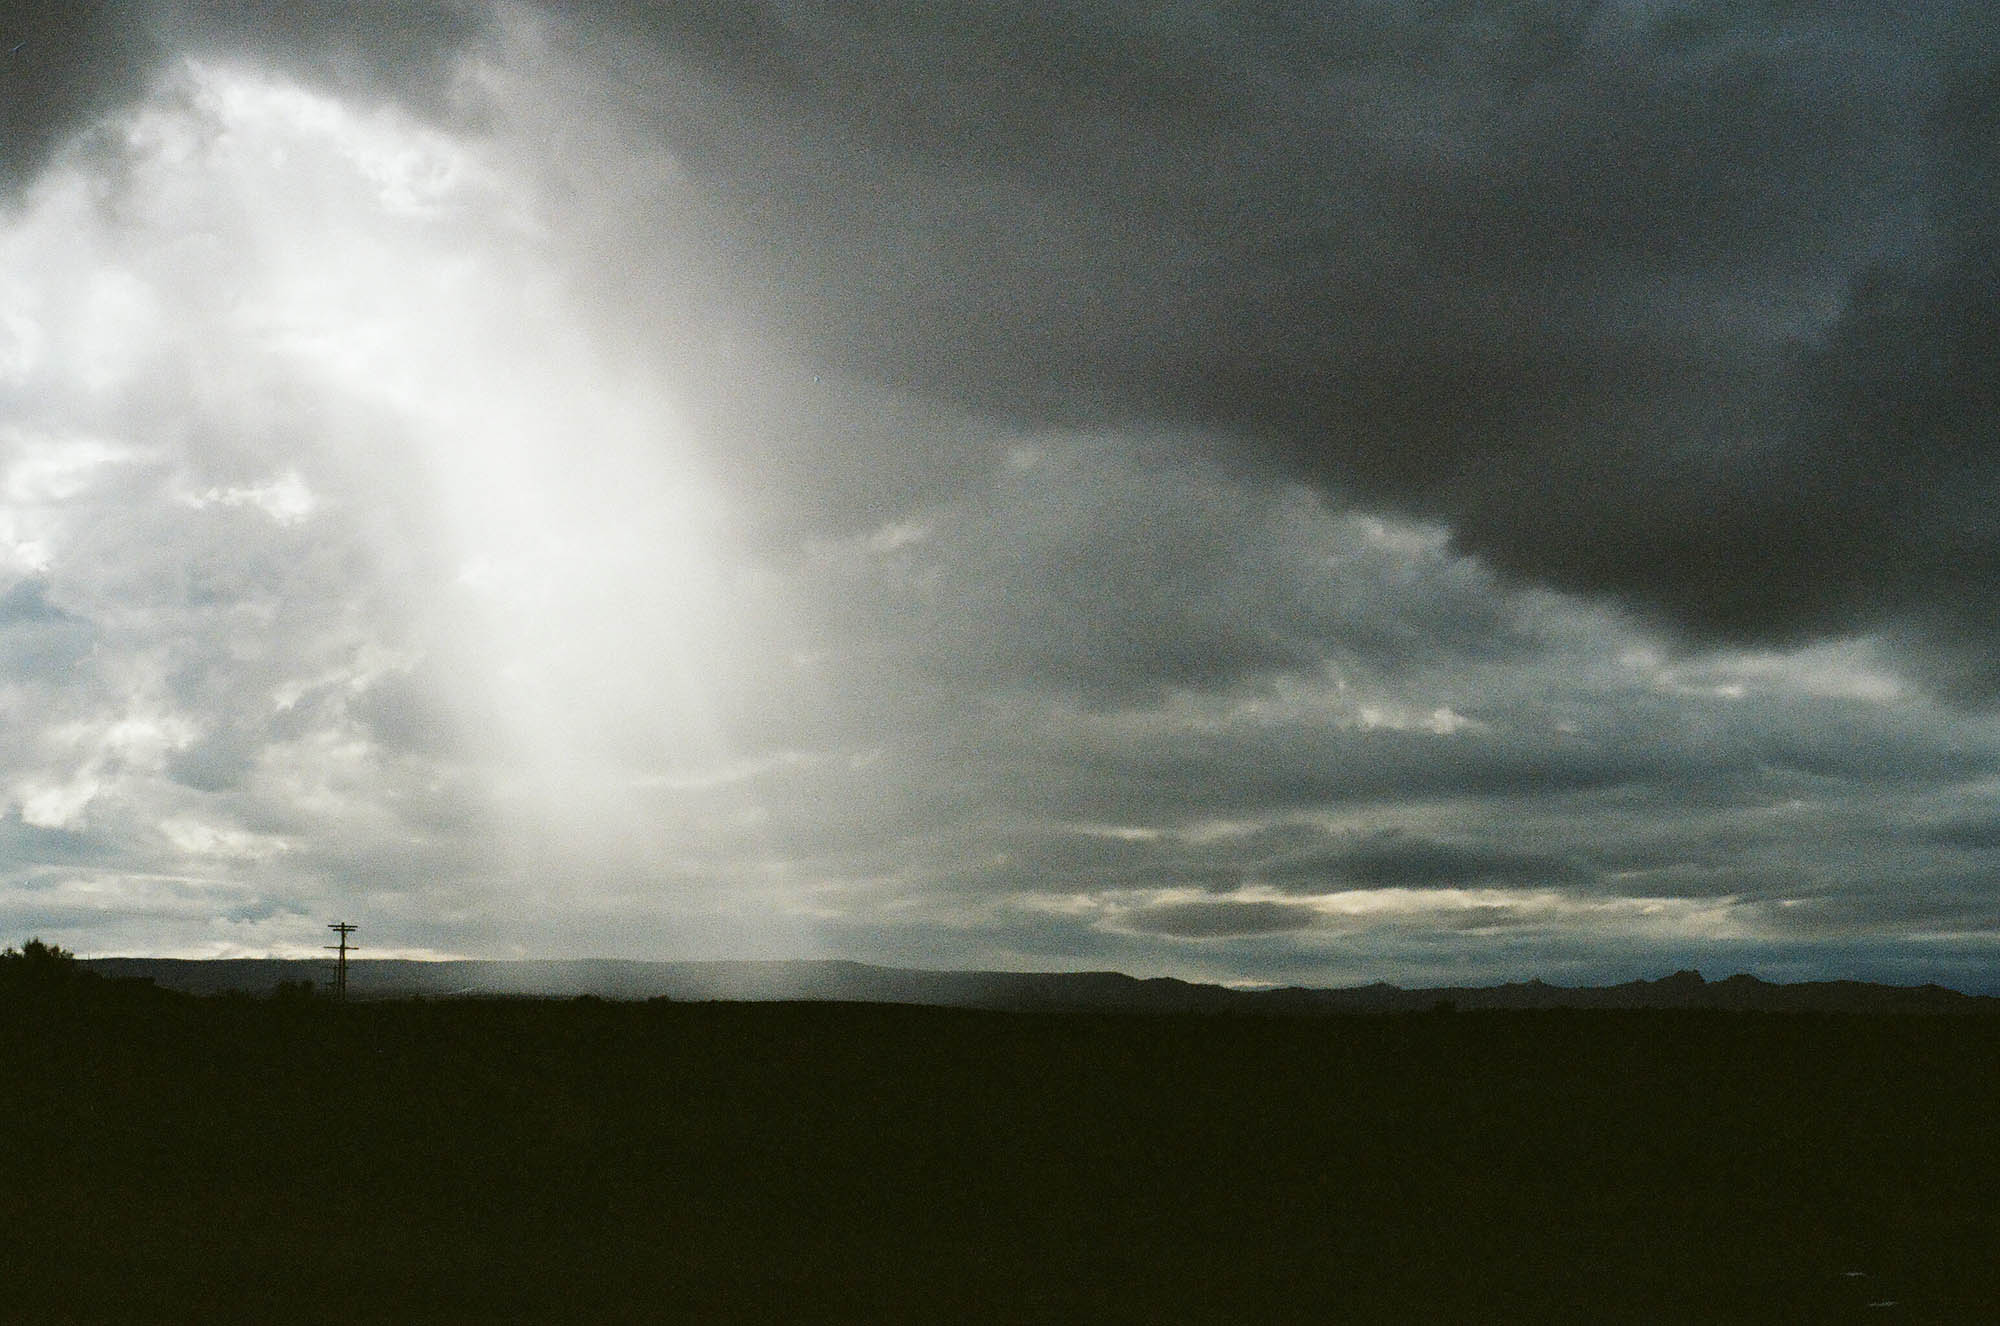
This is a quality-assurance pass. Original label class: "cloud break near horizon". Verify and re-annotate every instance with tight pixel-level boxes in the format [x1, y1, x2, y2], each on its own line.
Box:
[1, 1, 1997, 989]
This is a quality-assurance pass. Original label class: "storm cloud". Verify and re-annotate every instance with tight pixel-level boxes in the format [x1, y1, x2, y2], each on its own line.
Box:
[524, 0, 1999, 677]
[0, 2, 1996, 987]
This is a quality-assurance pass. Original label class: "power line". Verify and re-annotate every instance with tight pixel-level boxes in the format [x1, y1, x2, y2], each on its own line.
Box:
[325, 921, 358, 1002]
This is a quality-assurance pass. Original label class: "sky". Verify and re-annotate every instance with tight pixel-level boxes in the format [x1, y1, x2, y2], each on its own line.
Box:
[1, 1, 1997, 989]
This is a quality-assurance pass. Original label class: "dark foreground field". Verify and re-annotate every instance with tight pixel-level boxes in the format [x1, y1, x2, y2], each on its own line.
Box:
[4, 989, 1997, 1322]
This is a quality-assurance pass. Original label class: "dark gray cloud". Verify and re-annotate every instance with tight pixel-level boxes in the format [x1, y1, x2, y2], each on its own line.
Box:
[7, 2, 1994, 690]
[166, 0, 488, 104]
[1123, 899, 1321, 939]
[0, 576, 94, 675]
[1771, 42, 2000, 698]
[0, 2, 487, 197]
[769, 448, 1550, 710]
[1923, 815, 2000, 852]
[1262, 830, 1587, 893]
[4, 1, 2000, 984]
[0, 3, 152, 192]
[163, 728, 257, 795]
[531, 0, 1991, 698]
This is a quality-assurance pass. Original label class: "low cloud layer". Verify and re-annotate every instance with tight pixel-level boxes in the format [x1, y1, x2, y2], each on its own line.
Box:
[0, 3, 1996, 987]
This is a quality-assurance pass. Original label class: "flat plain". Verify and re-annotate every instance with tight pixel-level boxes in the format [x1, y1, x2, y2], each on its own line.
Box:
[4, 986, 1996, 1322]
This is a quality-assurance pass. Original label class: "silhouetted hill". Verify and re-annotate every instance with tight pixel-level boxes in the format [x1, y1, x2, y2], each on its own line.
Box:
[81, 957, 2000, 1013]
[1258, 968, 2000, 1015]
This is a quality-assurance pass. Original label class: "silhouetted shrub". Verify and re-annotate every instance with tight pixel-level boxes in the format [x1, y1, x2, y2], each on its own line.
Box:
[0, 937, 88, 992]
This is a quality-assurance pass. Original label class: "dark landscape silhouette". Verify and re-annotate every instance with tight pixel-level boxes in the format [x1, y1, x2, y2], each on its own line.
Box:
[5, 940, 1996, 1320]
[83, 953, 2000, 1014]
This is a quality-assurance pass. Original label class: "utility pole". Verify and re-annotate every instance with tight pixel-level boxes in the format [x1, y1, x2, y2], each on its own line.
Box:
[325, 921, 358, 1002]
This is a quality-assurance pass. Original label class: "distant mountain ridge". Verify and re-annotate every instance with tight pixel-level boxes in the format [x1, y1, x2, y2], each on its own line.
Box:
[79, 957, 2000, 1014]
